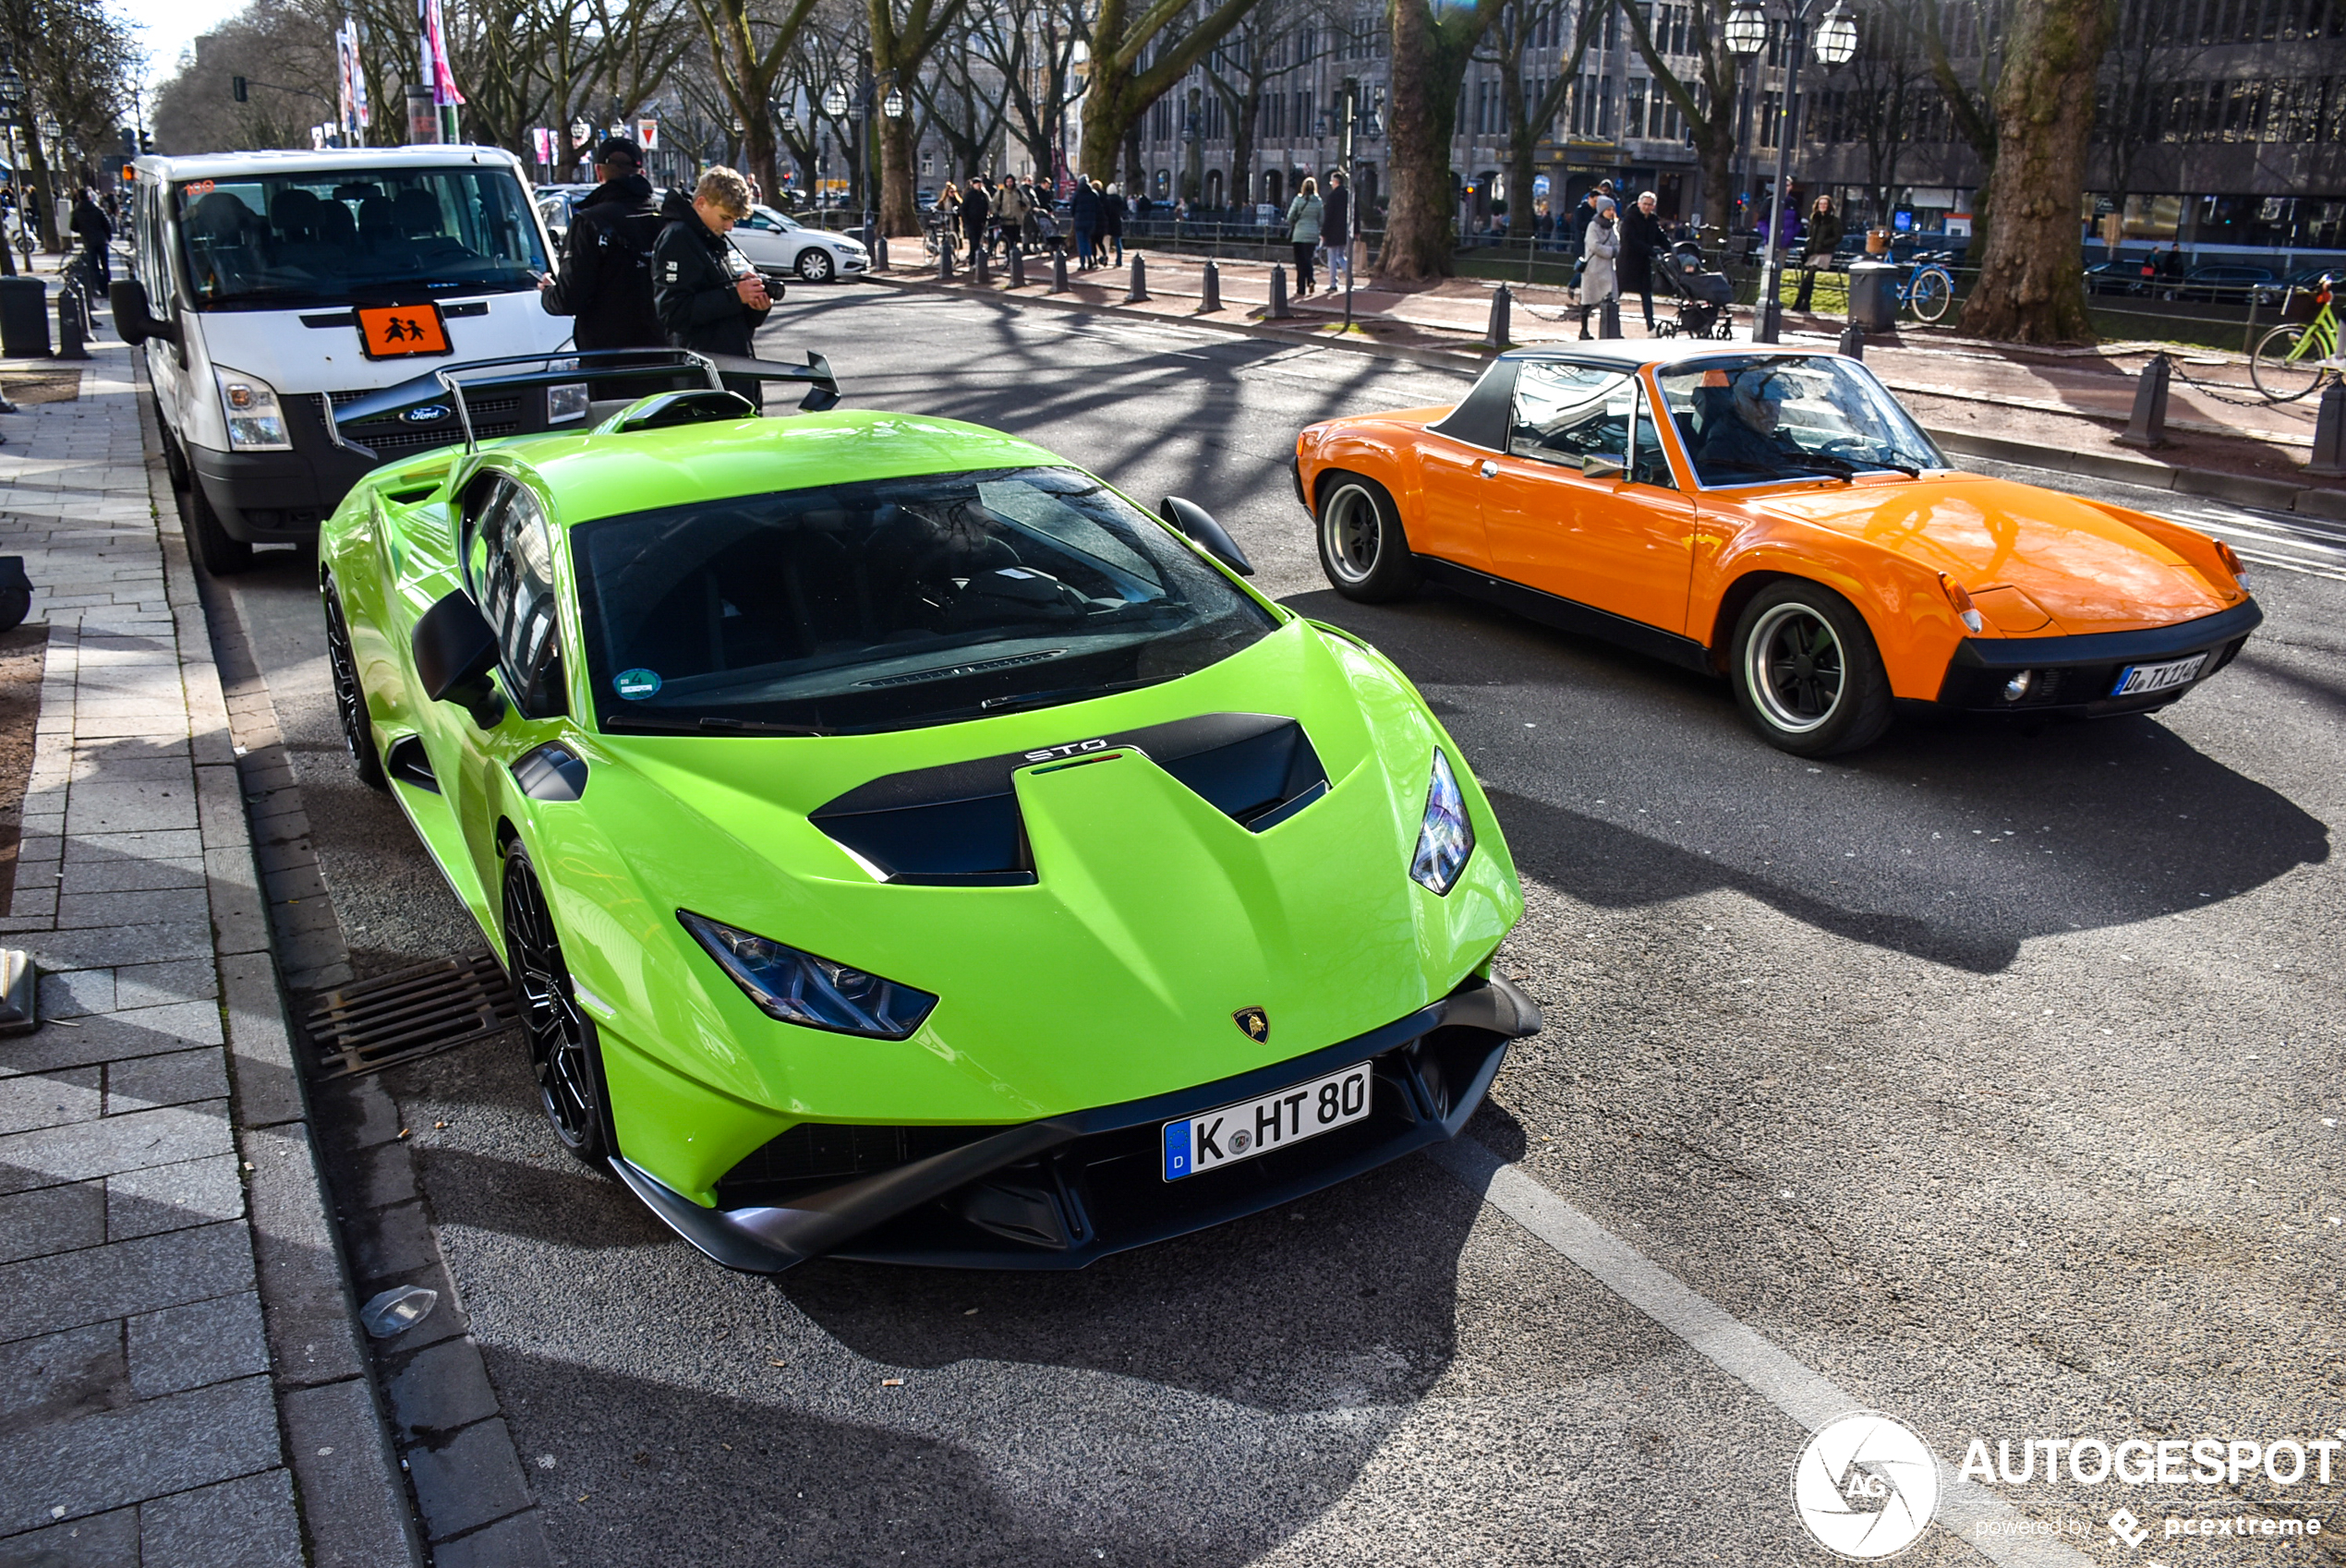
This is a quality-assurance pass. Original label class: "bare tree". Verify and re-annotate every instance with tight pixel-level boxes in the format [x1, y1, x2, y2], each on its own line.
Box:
[1477, 0, 1602, 240]
[1079, 0, 1270, 183]
[872, 0, 973, 233]
[1619, 0, 1752, 239]
[1380, 0, 1506, 280]
[0, 0, 139, 247]
[913, 13, 1011, 179]
[692, 0, 828, 197]
[1200, 0, 1326, 209]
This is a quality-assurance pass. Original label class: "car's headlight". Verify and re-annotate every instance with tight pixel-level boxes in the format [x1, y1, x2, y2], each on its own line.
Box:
[679, 911, 937, 1039]
[1409, 748, 1475, 896]
[214, 367, 291, 451]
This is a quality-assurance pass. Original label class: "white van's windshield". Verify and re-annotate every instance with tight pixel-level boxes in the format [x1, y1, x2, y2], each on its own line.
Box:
[172, 166, 545, 311]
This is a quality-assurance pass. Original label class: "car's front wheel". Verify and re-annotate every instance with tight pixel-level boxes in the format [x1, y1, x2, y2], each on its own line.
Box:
[183, 482, 251, 574]
[1729, 582, 1893, 756]
[502, 839, 613, 1166]
[1316, 473, 1421, 603]
[321, 578, 386, 791]
[796, 247, 836, 283]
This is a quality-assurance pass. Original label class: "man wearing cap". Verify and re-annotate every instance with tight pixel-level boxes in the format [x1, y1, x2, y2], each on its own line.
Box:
[1697, 368, 1799, 476]
[538, 138, 666, 353]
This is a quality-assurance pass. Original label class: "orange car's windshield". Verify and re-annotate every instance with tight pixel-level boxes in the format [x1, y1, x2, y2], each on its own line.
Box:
[1655, 356, 1943, 488]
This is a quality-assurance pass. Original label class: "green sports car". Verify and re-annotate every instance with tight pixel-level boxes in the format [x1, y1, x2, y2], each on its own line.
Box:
[316, 351, 1538, 1272]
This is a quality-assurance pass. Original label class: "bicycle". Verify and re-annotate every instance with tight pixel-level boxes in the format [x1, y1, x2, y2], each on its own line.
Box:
[2248, 276, 2339, 402]
[1898, 254, 1956, 325]
[59, 243, 105, 342]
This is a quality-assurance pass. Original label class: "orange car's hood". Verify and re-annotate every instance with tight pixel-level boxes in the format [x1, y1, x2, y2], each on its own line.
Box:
[1744, 476, 2233, 633]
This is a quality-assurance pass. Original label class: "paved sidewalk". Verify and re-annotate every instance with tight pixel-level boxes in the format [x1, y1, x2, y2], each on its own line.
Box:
[0, 354, 417, 1565]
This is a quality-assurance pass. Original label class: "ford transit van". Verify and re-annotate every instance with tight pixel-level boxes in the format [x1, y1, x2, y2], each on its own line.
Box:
[113, 147, 579, 572]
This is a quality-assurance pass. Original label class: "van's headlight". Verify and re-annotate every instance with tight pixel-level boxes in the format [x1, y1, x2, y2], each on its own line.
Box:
[678, 911, 937, 1039]
[547, 382, 589, 423]
[1409, 748, 1475, 896]
[214, 368, 291, 451]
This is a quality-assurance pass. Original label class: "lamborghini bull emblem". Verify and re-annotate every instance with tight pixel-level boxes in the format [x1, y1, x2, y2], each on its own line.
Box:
[1233, 1006, 1270, 1043]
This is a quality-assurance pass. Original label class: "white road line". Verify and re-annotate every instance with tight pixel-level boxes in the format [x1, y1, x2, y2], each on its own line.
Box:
[1430, 1136, 2094, 1568]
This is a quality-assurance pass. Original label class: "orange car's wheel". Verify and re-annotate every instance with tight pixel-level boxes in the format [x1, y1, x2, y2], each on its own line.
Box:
[1316, 475, 1420, 603]
[1729, 583, 1893, 757]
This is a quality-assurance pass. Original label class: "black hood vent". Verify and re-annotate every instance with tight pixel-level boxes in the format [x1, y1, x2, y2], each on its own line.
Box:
[810, 713, 1329, 886]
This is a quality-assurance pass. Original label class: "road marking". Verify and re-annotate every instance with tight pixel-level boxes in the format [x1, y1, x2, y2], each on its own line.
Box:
[1430, 1136, 2093, 1568]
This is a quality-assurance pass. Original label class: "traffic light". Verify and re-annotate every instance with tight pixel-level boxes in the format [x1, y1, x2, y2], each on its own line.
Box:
[232, 76, 248, 103]
[140, 131, 151, 153]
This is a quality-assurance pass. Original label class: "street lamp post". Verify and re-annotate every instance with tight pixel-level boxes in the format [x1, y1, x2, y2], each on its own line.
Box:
[1727, 0, 1856, 342]
[825, 65, 891, 245]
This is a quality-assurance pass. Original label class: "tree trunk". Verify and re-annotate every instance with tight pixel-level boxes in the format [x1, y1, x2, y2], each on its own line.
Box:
[1381, 0, 1493, 282]
[1697, 117, 1734, 236]
[1955, 0, 2110, 343]
[1502, 68, 1530, 239]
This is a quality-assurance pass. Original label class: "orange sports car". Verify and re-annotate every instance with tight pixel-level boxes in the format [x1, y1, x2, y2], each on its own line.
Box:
[1292, 343, 2261, 755]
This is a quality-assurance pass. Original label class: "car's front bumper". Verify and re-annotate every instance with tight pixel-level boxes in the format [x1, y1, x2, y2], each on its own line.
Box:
[1932, 598, 2261, 717]
[610, 975, 1542, 1273]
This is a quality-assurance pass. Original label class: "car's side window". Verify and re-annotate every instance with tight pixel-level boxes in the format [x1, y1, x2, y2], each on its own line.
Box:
[472, 481, 567, 719]
[1630, 386, 1677, 490]
[1508, 363, 1634, 471]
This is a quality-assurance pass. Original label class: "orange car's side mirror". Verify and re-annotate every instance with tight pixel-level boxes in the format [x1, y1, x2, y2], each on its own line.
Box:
[1581, 452, 1626, 480]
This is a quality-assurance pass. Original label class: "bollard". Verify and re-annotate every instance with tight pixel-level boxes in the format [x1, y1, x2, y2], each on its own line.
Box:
[1268, 265, 1291, 320]
[2117, 353, 2171, 448]
[54, 287, 87, 361]
[1126, 255, 1149, 303]
[938, 240, 954, 281]
[1836, 323, 1865, 359]
[872, 233, 889, 272]
[973, 247, 991, 287]
[1201, 260, 1221, 312]
[1008, 246, 1026, 288]
[2311, 380, 2346, 478]
[1599, 297, 1621, 340]
[1050, 248, 1069, 293]
[1484, 285, 1511, 349]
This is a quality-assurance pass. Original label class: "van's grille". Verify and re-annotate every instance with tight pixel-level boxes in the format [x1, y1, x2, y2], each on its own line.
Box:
[318, 392, 522, 450]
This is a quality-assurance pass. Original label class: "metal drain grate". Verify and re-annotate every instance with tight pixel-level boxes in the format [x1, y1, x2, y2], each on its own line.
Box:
[306, 952, 519, 1079]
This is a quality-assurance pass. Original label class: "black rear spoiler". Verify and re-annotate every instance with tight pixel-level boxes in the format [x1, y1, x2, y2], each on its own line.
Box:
[324, 347, 840, 462]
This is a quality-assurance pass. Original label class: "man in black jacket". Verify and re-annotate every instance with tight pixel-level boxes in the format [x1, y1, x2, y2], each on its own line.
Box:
[69, 188, 112, 282]
[538, 138, 665, 354]
[654, 168, 773, 407]
[960, 176, 991, 259]
[1618, 190, 1670, 333]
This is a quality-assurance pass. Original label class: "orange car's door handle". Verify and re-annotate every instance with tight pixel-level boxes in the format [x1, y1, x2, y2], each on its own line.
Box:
[1478, 460, 1497, 478]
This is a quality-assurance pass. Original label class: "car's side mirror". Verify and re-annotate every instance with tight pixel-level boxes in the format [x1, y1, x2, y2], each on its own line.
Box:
[1158, 495, 1255, 577]
[412, 591, 505, 728]
[107, 279, 176, 348]
[1581, 452, 1626, 481]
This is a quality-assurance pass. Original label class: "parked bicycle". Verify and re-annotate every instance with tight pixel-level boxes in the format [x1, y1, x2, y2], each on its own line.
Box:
[2248, 276, 2340, 402]
[1899, 253, 1956, 325]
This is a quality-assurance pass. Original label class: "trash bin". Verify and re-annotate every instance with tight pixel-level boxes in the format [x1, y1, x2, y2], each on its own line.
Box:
[1846, 260, 1899, 333]
[0, 275, 48, 358]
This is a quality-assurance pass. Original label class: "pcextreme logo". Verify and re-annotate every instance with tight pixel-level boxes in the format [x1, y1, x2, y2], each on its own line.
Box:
[1792, 1413, 1943, 1560]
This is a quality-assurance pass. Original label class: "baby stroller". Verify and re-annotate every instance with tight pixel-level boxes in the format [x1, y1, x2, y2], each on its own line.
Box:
[1653, 236, 1736, 339]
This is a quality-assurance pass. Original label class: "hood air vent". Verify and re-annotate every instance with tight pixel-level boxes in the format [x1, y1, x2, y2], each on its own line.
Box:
[810, 713, 1329, 886]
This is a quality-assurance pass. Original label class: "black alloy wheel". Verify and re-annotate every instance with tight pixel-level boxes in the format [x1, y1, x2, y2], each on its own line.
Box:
[502, 839, 612, 1165]
[1729, 581, 1893, 757]
[322, 579, 386, 791]
[1315, 473, 1421, 603]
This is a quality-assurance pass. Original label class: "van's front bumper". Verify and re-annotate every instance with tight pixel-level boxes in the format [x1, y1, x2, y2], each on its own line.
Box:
[188, 439, 377, 543]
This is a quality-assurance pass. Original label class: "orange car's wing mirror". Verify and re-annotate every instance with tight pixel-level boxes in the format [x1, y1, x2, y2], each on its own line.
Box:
[1581, 452, 1626, 480]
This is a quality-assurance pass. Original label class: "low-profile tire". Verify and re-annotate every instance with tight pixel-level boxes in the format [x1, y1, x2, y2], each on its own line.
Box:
[184, 481, 252, 575]
[1728, 581, 1893, 757]
[1315, 473, 1421, 603]
[321, 578, 386, 791]
[502, 839, 614, 1167]
[796, 247, 836, 283]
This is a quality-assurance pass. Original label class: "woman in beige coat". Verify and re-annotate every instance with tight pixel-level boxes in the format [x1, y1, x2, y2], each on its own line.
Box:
[1579, 197, 1620, 340]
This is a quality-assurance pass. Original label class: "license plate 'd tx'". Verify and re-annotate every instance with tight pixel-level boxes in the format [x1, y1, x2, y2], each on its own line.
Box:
[1162, 1063, 1373, 1180]
[2110, 653, 2207, 698]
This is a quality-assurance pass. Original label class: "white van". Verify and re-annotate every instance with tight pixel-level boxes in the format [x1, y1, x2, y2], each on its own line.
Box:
[115, 147, 577, 573]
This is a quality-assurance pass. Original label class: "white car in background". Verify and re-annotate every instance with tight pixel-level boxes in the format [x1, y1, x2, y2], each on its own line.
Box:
[728, 205, 868, 283]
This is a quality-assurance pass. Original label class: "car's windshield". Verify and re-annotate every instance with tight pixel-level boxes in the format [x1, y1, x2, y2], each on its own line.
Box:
[174, 166, 546, 310]
[1655, 355, 1944, 487]
[752, 206, 803, 232]
[571, 466, 1278, 735]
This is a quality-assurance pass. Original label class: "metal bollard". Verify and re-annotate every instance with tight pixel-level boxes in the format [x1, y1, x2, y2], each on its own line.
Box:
[973, 247, 991, 287]
[2311, 380, 2346, 478]
[1126, 255, 1149, 303]
[1050, 249, 1070, 293]
[1201, 260, 1221, 312]
[55, 287, 87, 361]
[1485, 285, 1511, 349]
[1599, 297, 1621, 340]
[1269, 265, 1290, 320]
[1008, 246, 1026, 288]
[938, 240, 954, 281]
[872, 234, 889, 272]
[2118, 353, 2171, 448]
[1836, 323, 1865, 359]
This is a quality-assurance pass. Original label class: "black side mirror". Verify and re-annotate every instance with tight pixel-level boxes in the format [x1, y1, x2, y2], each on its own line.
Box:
[1159, 496, 1255, 577]
[412, 591, 504, 728]
[107, 279, 176, 348]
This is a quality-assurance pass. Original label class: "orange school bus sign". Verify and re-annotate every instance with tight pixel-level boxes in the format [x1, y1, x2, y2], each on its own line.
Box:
[356, 303, 452, 359]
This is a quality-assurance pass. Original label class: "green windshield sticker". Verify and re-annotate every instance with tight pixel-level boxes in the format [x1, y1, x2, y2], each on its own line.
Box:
[613, 668, 662, 700]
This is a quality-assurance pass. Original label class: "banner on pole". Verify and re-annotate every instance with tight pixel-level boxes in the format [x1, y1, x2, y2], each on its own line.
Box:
[420, 0, 465, 110]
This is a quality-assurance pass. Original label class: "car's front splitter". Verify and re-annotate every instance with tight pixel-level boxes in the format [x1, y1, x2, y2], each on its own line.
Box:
[610, 975, 1542, 1274]
[1931, 598, 2261, 716]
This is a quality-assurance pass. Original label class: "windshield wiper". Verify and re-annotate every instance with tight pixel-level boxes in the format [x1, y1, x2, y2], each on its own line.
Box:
[601, 713, 833, 736]
[964, 675, 1173, 719]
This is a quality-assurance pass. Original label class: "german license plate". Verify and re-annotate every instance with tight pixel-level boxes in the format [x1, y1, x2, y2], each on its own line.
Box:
[1162, 1063, 1373, 1180]
[2111, 653, 2207, 697]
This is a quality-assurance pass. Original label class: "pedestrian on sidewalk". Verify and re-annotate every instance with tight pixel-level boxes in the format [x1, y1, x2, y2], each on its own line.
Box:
[993, 175, 1024, 257]
[1071, 176, 1102, 269]
[1580, 197, 1619, 339]
[69, 187, 111, 283]
[1287, 177, 1324, 296]
[537, 137, 665, 356]
[1102, 184, 1126, 264]
[1792, 193, 1842, 312]
[961, 175, 992, 260]
[1619, 190, 1668, 332]
[1323, 170, 1352, 294]
[653, 168, 773, 407]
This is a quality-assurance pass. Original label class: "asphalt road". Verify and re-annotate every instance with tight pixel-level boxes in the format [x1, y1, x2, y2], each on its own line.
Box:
[212, 286, 2346, 1567]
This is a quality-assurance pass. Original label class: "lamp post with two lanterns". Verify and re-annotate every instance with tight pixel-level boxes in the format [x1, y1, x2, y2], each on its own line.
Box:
[1724, 0, 1856, 342]
[821, 68, 906, 245]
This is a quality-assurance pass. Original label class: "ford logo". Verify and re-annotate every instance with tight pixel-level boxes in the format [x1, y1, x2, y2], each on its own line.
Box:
[405, 404, 450, 424]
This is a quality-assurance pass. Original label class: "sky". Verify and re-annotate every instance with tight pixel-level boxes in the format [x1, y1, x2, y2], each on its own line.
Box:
[115, 0, 249, 92]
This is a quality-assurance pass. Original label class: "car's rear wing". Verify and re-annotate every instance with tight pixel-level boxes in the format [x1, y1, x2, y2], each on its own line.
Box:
[323, 347, 840, 463]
